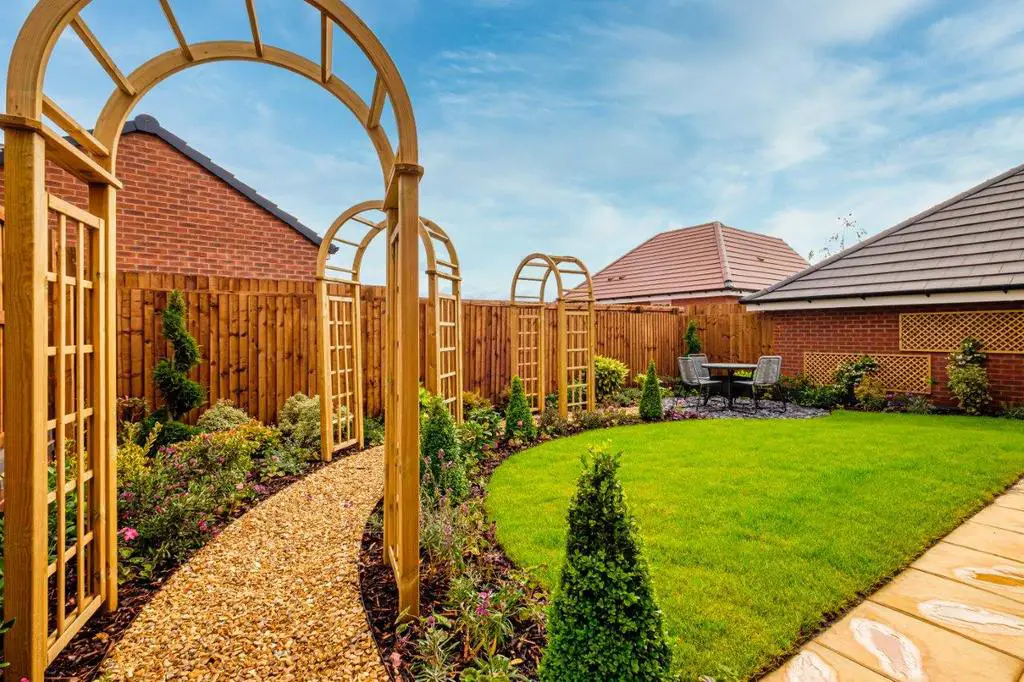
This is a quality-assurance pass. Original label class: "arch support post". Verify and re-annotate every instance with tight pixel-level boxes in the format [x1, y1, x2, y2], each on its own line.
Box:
[2, 125, 51, 682]
[385, 163, 423, 619]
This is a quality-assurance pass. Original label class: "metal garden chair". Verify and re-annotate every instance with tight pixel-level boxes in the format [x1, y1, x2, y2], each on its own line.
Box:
[678, 356, 723, 411]
[733, 355, 785, 413]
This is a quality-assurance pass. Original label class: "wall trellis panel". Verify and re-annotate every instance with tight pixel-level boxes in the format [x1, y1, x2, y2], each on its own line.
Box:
[804, 352, 932, 394]
[900, 310, 1024, 354]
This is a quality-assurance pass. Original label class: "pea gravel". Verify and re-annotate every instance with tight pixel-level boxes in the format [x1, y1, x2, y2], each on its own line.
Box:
[101, 446, 387, 681]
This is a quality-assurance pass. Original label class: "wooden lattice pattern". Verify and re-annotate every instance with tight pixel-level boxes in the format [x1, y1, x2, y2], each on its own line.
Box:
[436, 294, 460, 411]
[512, 306, 545, 412]
[900, 310, 1024, 354]
[325, 294, 358, 449]
[804, 352, 932, 394]
[565, 308, 591, 412]
[46, 194, 107, 661]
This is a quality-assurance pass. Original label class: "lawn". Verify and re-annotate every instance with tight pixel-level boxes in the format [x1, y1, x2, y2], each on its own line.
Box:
[486, 411, 1024, 680]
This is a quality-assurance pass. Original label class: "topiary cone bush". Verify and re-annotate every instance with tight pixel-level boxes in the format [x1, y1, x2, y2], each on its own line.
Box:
[639, 360, 663, 422]
[504, 375, 537, 443]
[153, 289, 204, 419]
[420, 392, 469, 503]
[683, 318, 702, 355]
[540, 446, 672, 681]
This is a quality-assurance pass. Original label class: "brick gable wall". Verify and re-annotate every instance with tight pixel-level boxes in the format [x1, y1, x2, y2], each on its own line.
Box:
[767, 302, 1024, 407]
[0, 131, 319, 279]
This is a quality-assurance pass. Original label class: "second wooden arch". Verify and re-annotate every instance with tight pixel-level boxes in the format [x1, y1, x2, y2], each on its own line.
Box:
[510, 253, 596, 417]
[316, 200, 463, 460]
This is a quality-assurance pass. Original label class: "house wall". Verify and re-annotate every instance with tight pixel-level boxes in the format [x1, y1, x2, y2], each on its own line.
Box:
[0, 131, 320, 279]
[766, 302, 1024, 407]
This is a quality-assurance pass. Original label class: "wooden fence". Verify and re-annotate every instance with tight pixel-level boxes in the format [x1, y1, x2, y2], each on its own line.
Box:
[5, 273, 773, 430]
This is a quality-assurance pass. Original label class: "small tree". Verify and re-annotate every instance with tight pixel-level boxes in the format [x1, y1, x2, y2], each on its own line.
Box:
[421, 393, 469, 503]
[639, 361, 663, 422]
[153, 289, 203, 419]
[683, 319, 702, 355]
[504, 376, 537, 443]
[947, 338, 990, 414]
[540, 446, 671, 681]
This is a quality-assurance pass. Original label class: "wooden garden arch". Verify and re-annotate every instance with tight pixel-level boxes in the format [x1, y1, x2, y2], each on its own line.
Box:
[316, 200, 463, 461]
[2, 2, 423, 677]
[510, 254, 596, 417]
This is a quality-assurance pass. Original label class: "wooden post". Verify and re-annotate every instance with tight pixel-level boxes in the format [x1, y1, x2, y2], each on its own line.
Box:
[587, 298, 596, 411]
[383, 207, 398, 566]
[317, 276, 333, 461]
[353, 283, 365, 447]
[2, 126, 50, 682]
[557, 299, 568, 417]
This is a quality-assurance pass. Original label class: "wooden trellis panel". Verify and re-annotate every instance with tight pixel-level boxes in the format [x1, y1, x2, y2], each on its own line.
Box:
[323, 291, 360, 451]
[436, 294, 461, 413]
[44, 194, 109, 662]
[900, 310, 1024, 354]
[510, 305, 545, 412]
[804, 352, 932, 394]
[565, 308, 592, 412]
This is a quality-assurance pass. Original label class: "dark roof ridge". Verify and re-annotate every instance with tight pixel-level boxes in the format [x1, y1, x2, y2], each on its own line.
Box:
[743, 160, 1024, 302]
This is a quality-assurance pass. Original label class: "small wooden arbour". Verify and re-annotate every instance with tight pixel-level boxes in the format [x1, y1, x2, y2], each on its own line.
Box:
[2, 2, 424, 677]
[316, 200, 463, 461]
[510, 254, 596, 417]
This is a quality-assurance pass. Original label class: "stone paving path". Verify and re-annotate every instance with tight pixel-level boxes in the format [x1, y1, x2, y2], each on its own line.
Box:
[765, 479, 1024, 682]
[101, 447, 387, 681]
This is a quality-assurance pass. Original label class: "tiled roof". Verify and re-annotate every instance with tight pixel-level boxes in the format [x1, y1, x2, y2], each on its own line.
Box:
[588, 221, 808, 301]
[744, 162, 1024, 304]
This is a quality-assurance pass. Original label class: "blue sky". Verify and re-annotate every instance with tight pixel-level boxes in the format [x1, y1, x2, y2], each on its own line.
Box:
[3, 0, 1024, 297]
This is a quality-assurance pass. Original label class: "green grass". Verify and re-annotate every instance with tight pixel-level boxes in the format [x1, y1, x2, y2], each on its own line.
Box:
[486, 411, 1024, 680]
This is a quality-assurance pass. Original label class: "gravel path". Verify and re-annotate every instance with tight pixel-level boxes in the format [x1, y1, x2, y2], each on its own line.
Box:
[101, 447, 387, 681]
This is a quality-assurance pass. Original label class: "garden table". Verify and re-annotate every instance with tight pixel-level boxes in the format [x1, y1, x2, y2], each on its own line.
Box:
[701, 362, 758, 410]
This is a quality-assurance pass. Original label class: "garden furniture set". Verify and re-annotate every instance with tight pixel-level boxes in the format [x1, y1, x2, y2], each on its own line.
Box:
[678, 354, 785, 412]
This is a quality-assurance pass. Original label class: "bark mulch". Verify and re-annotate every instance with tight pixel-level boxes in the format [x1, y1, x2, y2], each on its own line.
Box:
[99, 447, 387, 682]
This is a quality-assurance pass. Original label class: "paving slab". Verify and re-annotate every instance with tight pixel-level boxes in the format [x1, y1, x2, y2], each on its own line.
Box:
[998, 495, 1024, 512]
[913, 542, 1024, 604]
[762, 642, 890, 681]
[871, 568, 1024, 658]
[944, 522, 1024, 562]
[816, 601, 1022, 681]
[973, 505, 1024, 535]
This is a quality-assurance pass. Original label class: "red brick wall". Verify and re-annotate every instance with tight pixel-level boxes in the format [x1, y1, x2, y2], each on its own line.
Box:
[767, 302, 1024, 407]
[0, 131, 319, 279]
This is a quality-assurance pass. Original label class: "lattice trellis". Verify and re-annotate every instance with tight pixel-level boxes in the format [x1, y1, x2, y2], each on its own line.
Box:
[324, 292, 360, 450]
[436, 294, 461, 413]
[512, 305, 545, 412]
[46, 194, 108, 661]
[565, 308, 592, 412]
[804, 352, 932, 394]
[900, 310, 1024, 354]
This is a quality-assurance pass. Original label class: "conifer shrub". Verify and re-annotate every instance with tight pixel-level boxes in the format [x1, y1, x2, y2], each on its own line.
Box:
[153, 289, 204, 419]
[540, 446, 672, 681]
[421, 393, 469, 503]
[639, 361, 664, 422]
[684, 318, 702, 355]
[503, 376, 537, 443]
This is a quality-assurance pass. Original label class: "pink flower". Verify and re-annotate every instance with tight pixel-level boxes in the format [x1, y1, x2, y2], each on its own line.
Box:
[119, 527, 139, 542]
[389, 651, 402, 668]
[198, 519, 209, 533]
[235, 483, 245, 490]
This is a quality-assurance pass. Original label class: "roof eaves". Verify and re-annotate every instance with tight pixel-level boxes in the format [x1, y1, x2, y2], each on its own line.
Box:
[743, 160, 1024, 303]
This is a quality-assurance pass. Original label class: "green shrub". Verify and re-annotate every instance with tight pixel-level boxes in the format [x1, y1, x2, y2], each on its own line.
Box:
[421, 394, 469, 503]
[138, 417, 200, 452]
[683, 319, 702, 355]
[947, 364, 990, 415]
[639, 361, 663, 422]
[950, 337, 986, 368]
[539, 405, 572, 437]
[465, 406, 502, 451]
[364, 415, 385, 447]
[834, 356, 879, 404]
[277, 393, 322, 450]
[540, 446, 671, 681]
[854, 375, 888, 412]
[153, 290, 204, 419]
[605, 387, 642, 407]
[576, 410, 606, 431]
[593, 356, 629, 401]
[887, 394, 933, 415]
[1002, 403, 1024, 420]
[196, 400, 251, 432]
[504, 376, 537, 444]
[462, 391, 493, 413]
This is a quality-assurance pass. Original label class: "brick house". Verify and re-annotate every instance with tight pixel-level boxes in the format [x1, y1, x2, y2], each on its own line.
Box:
[743, 163, 1024, 407]
[588, 221, 807, 306]
[0, 114, 323, 279]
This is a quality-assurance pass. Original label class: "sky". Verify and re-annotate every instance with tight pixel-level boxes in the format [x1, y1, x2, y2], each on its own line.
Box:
[3, 0, 1024, 298]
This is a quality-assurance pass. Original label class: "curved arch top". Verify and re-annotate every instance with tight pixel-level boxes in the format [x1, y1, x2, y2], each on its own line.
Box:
[510, 252, 594, 304]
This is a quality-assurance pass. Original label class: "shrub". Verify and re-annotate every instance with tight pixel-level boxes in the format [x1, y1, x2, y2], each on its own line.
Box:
[463, 406, 502, 452]
[1002, 403, 1024, 420]
[539, 405, 571, 437]
[605, 387, 642, 407]
[576, 410, 606, 431]
[639, 361, 663, 422]
[196, 400, 252, 432]
[947, 364, 990, 415]
[118, 421, 160, 485]
[153, 290, 204, 419]
[462, 391, 494, 413]
[364, 415, 385, 447]
[421, 394, 469, 503]
[887, 394, 933, 415]
[834, 356, 879, 404]
[593, 356, 629, 401]
[540, 447, 671, 681]
[504, 377, 537, 444]
[950, 337, 986, 368]
[139, 417, 200, 452]
[854, 375, 888, 412]
[683, 319, 702, 355]
[278, 393, 322, 450]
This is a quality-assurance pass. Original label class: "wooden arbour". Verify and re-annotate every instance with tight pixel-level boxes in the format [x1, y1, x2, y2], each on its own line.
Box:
[2, 2, 423, 676]
[510, 254, 596, 417]
[316, 201, 463, 462]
